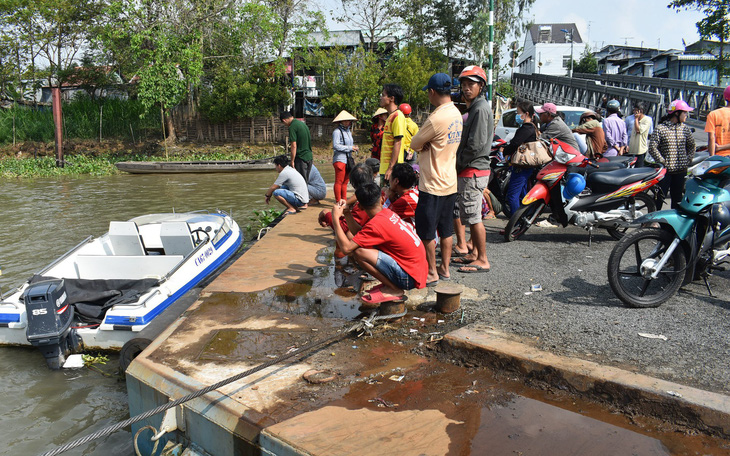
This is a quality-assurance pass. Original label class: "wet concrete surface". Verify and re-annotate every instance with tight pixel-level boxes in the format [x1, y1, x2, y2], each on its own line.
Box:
[127, 201, 730, 454]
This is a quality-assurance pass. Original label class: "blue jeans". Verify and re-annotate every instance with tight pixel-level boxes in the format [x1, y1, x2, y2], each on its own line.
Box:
[273, 188, 305, 208]
[505, 167, 534, 217]
[376, 251, 416, 290]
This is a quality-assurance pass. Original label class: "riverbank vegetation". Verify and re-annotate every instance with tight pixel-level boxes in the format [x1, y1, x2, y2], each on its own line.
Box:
[0, 0, 537, 147]
[0, 139, 340, 178]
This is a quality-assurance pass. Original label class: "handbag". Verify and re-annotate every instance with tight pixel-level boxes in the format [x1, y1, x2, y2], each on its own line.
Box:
[510, 139, 553, 167]
[345, 155, 355, 173]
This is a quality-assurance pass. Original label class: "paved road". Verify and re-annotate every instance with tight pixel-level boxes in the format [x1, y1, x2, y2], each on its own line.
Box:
[441, 217, 730, 395]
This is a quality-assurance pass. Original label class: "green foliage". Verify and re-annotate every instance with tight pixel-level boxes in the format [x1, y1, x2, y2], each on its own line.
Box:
[494, 79, 515, 98]
[0, 148, 272, 178]
[386, 45, 446, 109]
[0, 96, 158, 144]
[301, 46, 383, 119]
[244, 208, 282, 240]
[573, 47, 598, 74]
[199, 63, 290, 123]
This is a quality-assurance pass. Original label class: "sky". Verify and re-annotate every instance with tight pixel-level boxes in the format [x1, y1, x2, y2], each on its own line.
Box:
[318, 0, 709, 53]
[527, 0, 707, 51]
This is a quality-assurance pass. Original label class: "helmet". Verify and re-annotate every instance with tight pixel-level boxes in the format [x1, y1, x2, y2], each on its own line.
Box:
[710, 203, 730, 231]
[668, 99, 694, 113]
[724, 86, 730, 102]
[606, 99, 621, 112]
[398, 103, 412, 116]
[563, 173, 586, 199]
[458, 65, 487, 85]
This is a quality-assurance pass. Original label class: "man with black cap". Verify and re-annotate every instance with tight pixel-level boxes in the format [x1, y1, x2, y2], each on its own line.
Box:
[410, 73, 463, 285]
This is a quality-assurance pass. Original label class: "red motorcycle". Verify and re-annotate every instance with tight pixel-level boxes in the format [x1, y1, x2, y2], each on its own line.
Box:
[504, 139, 666, 242]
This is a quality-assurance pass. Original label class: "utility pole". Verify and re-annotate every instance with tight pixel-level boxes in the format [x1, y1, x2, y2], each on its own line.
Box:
[561, 28, 574, 77]
[487, 0, 494, 103]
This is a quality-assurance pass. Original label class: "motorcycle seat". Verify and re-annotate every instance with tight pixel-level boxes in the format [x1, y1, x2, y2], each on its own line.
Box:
[587, 167, 658, 192]
[599, 156, 634, 165]
[569, 163, 625, 176]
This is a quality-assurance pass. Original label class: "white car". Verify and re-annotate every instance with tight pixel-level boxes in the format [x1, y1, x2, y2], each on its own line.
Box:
[495, 106, 592, 143]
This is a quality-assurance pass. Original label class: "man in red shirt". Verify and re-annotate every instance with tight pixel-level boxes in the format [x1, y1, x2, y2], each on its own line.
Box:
[332, 182, 427, 304]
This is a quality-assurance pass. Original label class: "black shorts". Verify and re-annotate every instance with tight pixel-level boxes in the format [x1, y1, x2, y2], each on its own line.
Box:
[415, 191, 457, 241]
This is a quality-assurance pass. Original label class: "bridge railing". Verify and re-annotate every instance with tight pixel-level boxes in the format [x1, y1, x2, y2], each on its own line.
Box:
[512, 73, 666, 125]
[573, 73, 725, 121]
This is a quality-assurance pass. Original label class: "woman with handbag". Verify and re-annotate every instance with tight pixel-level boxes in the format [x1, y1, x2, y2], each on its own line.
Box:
[332, 110, 359, 201]
[502, 101, 539, 217]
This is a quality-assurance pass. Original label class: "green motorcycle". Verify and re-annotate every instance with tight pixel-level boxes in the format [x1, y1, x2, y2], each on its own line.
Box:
[607, 155, 730, 308]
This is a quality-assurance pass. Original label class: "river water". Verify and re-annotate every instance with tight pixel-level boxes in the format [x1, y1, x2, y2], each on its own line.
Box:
[0, 168, 333, 456]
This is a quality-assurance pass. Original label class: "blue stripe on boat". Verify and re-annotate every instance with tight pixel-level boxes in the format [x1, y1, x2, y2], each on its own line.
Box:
[104, 230, 242, 326]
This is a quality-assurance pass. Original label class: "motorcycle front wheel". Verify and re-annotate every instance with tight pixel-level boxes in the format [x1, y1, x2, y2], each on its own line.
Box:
[504, 201, 545, 242]
[607, 228, 687, 308]
[606, 192, 657, 240]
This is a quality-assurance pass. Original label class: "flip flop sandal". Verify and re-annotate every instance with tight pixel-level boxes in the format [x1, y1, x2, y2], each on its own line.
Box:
[362, 283, 385, 296]
[360, 288, 406, 305]
[451, 257, 474, 265]
[457, 265, 490, 273]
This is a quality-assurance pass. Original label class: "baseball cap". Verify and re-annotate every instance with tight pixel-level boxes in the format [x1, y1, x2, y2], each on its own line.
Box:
[535, 102, 558, 115]
[423, 73, 452, 91]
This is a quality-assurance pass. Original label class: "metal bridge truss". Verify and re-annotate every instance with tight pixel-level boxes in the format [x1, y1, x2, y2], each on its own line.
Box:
[512, 73, 726, 123]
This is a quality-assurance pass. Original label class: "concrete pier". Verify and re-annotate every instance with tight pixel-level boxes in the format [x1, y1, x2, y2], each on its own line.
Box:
[126, 201, 730, 455]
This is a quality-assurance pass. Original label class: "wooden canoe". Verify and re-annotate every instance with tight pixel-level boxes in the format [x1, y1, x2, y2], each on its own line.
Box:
[115, 159, 274, 174]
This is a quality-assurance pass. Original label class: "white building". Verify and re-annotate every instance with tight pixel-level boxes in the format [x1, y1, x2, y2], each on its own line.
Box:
[516, 23, 586, 76]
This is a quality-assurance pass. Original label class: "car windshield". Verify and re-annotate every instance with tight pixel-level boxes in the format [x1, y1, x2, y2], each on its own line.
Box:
[560, 110, 586, 129]
[501, 110, 518, 128]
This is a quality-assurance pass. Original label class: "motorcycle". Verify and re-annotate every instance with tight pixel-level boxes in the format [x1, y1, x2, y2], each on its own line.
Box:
[504, 139, 666, 242]
[607, 155, 730, 308]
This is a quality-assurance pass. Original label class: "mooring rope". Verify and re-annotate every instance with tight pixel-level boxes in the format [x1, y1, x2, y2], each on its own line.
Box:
[40, 308, 406, 456]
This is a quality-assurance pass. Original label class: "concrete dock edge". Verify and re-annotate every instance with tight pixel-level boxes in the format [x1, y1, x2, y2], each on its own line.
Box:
[442, 325, 730, 438]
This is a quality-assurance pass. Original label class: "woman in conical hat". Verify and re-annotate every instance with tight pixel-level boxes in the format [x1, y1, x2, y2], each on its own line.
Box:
[332, 110, 359, 201]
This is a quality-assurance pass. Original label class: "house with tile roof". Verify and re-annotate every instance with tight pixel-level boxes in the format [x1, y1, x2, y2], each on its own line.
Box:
[516, 23, 586, 76]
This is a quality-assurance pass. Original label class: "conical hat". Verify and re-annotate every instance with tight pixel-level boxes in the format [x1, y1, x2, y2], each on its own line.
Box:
[372, 108, 387, 118]
[333, 110, 357, 123]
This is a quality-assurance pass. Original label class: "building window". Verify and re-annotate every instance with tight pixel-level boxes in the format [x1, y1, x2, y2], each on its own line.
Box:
[563, 55, 571, 68]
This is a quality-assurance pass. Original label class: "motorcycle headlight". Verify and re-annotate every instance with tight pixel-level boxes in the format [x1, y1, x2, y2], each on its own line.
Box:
[691, 159, 723, 176]
[554, 149, 576, 164]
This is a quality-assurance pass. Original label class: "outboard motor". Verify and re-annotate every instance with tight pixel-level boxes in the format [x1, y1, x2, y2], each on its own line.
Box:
[23, 279, 81, 369]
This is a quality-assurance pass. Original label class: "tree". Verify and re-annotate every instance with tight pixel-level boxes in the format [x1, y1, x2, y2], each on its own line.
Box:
[386, 45, 446, 109]
[396, 0, 436, 49]
[573, 46, 598, 74]
[466, 0, 537, 78]
[301, 46, 383, 119]
[337, 0, 401, 52]
[669, 0, 729, 82]
[267, 0, 326, 58]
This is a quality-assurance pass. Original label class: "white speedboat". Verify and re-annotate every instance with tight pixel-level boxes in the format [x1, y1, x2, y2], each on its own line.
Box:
[0, 210, 242, 369]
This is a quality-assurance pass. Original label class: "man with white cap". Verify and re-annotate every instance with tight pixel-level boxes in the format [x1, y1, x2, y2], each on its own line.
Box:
[536, 102, 579, 150]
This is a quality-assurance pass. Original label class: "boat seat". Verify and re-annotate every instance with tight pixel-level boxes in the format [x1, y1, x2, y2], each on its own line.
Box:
[108, 221, 146, 256]
[74, 255, 183, 280]
[159, 222, 195, 256]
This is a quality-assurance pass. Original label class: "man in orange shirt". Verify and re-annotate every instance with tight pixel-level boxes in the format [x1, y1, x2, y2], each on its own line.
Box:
[705, 86, 730, 156]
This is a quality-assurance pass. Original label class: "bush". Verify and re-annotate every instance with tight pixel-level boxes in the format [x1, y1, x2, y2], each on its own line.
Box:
[0, 96, 159, 145]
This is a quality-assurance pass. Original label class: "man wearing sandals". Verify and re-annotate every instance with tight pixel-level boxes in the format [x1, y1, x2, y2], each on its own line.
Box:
[332, 182, 427, 304]
[265, 155, 309, 214]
